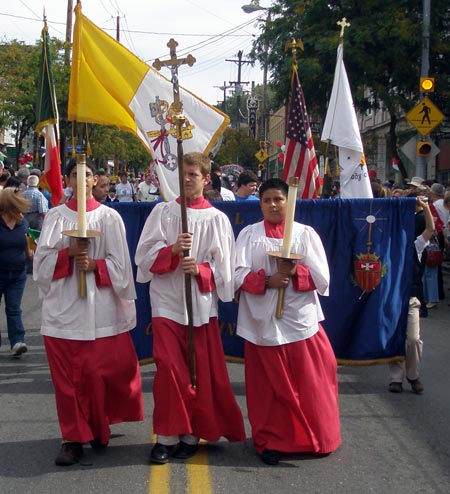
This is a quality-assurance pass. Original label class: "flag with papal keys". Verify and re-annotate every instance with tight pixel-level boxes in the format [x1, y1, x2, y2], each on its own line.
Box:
[282, 68, 319, 198]
[68, 4, 229, 200]
[35, 24, 63, 207]
[321, 44, 372, 199]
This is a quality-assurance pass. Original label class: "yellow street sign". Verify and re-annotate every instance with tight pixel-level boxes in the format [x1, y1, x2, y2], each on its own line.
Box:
[255, 149, 268, 163]
[406, 97, 445, 136]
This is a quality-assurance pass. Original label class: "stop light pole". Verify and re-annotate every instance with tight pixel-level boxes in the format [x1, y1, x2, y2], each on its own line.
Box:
[416, 0, 431, 178]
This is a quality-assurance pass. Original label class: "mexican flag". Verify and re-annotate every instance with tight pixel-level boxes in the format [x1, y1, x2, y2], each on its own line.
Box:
[35, 24, 63, 207]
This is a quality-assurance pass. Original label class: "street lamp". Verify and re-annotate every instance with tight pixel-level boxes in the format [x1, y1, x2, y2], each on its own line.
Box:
[241, 2, 271, 175]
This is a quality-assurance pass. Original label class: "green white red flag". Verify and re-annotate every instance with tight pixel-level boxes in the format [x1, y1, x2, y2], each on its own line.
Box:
[35, 24, 62, 207]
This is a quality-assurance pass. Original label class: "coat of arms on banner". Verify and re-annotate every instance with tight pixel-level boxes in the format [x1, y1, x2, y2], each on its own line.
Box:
[354, 251, 386, 293]
[352, 206, 388, 296]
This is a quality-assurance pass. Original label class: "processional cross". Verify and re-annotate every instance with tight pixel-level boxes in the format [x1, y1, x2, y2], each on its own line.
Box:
[152, 40, 198, 387]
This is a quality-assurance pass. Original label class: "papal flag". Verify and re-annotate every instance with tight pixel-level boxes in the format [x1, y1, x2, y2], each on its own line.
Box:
[321, 43, 372, 199]
[68, 3, 229, 200]
[35, 23, 63, 207]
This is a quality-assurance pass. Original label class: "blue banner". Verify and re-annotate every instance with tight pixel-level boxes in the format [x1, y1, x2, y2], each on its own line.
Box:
[108, 198, 416, 364]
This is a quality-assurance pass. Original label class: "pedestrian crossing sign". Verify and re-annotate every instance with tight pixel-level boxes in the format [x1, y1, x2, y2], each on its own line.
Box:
[255, 149, 269, 163]
[406, 97, 445, 136]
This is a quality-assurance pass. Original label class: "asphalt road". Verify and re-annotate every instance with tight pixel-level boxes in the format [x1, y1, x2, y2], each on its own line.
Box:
[1, 269, 450, 494]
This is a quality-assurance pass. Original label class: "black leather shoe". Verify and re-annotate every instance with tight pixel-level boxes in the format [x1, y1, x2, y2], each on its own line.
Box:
[260, 449, 281, 465]
[172, 441, 198, 460]
[150, 443, 177, 464]
[408, 378, 424, 394]
[90, 438, 109, 452]
[55, 442, 84, 466]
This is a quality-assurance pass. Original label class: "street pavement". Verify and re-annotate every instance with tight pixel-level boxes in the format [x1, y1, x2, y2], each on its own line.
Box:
[1, 269, 450, 494]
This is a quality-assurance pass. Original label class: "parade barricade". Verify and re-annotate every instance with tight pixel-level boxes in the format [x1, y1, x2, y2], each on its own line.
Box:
[108, 197, 416, 365]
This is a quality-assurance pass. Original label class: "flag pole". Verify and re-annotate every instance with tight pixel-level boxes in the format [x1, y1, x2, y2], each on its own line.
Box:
[333, 17, 351, 178]
[153, 40, 197, 387]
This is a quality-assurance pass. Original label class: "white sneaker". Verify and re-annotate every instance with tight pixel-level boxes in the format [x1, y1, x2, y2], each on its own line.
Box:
[11, 342, 28, 358]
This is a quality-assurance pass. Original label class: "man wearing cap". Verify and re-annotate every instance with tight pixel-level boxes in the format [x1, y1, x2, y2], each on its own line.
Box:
[407, 177, 425, 188]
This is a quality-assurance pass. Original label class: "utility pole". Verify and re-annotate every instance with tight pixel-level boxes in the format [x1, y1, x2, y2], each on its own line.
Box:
[116, 15, 120, 42]
[226, 50, 252, 132]
[65, 0, 73, 65]
[416, 0, 431, 178]
[213, 81, 232, 112]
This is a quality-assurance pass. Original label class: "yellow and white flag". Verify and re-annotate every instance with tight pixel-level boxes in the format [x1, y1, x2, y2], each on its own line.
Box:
[68, 3, 229, 200]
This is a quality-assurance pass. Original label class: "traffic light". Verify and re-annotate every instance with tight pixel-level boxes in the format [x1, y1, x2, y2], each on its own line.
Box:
[258, 164, 264, 170]
[259, 141, 266, 149]
[416, 140, 432, 157]
[420, 77, 435, 93]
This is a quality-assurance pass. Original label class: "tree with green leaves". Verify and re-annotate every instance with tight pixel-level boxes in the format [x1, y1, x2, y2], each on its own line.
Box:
[249, 0, 450, 178]
[214, 127, 260, 169]
[0, 36, 70, 165]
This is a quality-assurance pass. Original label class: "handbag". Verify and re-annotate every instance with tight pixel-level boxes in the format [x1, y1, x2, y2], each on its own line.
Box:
[425, 245, 443, 267]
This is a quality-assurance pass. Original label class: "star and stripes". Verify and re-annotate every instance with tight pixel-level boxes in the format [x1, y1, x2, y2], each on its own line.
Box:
[282, 70, 319, 198]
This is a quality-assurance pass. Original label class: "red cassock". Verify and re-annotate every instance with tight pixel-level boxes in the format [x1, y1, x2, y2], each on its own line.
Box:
[44, 332, 143, 445]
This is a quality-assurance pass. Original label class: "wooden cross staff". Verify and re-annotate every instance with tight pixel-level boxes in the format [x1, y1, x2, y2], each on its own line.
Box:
[153, 39, 197, 388]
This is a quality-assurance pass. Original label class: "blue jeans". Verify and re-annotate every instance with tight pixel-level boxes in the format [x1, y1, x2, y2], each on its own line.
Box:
[0, 269, 27, 349]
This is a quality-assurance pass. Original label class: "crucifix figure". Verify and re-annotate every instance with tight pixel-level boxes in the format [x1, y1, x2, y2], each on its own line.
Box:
[153, 39, 196, 121]
[152, 39, 197, 387]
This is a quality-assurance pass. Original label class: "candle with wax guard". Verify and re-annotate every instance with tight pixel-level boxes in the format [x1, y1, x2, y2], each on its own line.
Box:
[63, 154, 102, 298]
[268, 177, 303, 318]
[76, 158, 87, 237]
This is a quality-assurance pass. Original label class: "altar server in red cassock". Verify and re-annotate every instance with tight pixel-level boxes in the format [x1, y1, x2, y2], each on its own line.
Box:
[235, 178, 341, 465]
[34, 159, 143, 466]
[135, 152, 245, 465]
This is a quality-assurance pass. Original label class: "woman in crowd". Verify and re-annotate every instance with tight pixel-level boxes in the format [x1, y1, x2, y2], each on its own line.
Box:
[0, 187, 33, 357]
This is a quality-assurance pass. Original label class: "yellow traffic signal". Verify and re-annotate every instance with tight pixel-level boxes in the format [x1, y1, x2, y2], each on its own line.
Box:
[416, 140, 432, 157]
[420, 77, 435, 92]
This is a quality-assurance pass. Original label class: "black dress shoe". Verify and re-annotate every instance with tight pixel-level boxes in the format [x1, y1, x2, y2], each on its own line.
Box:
[150, 443, 177, 464]
[172, 441, 198, 460]
[55, 442, 84, 466]
[90, 438, 109, 452]
[260, 449, 281, 465]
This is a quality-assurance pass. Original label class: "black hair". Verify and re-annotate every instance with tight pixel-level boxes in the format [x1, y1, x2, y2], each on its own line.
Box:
[209, 172, 222, 192]
[64, 157, 96, 177]
[237, 170, 258, 187]
[211, 162, 221, 174]
[258, 178, 288, 199]
[4, 176, 22, 189]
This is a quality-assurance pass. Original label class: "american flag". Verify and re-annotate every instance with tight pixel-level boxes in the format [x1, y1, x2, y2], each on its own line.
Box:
[282, 69, 319, 198]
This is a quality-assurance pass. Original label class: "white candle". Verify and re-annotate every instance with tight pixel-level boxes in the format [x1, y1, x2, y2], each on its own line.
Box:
[76, 156, 87, 237]
[281, 177, 299, 257]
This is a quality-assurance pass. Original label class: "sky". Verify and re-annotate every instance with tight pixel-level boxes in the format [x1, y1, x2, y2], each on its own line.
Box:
[0, 0, 271, 106]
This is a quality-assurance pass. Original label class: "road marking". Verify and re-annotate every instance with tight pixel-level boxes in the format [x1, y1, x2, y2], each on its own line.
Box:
[148, 438, 212, 494]
[187, 444, 212, 494]
[148, 462, 170, 494]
